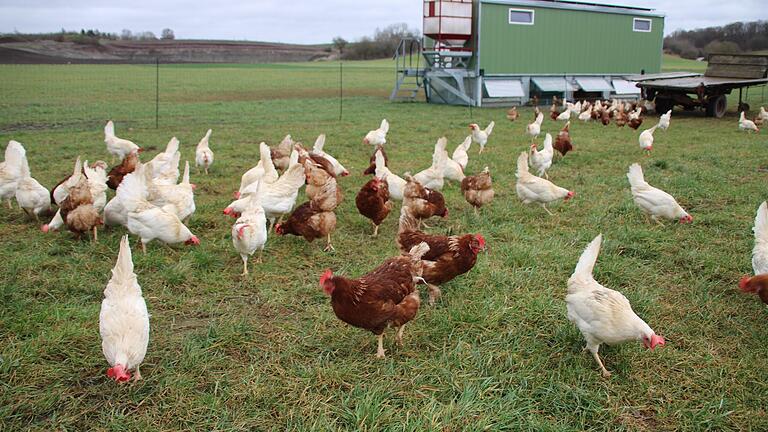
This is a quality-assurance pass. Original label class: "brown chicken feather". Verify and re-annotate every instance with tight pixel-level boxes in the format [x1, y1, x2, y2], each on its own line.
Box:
[107, 151, 139, 190]
[355, 177, 392, 235]
[461, 168, 494, 209]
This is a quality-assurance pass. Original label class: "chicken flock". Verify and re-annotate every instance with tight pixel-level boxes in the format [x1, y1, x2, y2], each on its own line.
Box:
[1, 100, 765, 383]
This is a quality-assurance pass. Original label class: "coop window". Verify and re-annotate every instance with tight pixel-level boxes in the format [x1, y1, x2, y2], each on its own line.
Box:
[508, 9, 534, 25]
[633, 18, 652, 32]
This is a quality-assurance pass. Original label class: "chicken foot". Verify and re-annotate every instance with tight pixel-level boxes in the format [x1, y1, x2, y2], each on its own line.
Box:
[133, 365, 142, 382]
[376, 334, 386, 359]
[5, 199, 11, 209]
[241, 256, 249, 276]
[323, 234, 335, 252]
[589, 347, 611, 378]
[541, 204, 554, 216]
[372, 222, 380, 237]
[426, 283, 442, 306]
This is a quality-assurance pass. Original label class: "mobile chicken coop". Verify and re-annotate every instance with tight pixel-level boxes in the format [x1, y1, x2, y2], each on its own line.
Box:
[391, 0, 665, 106]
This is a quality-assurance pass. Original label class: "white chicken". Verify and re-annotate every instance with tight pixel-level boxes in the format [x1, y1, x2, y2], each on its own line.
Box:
[451, 136, 472, 171]
[118, 163, 200, 252]
[578, 105, 592, 122]
[225, 159, 306, 226]
[104, 121, 141, 161]
[237, 142, 279, 199]
[529, 133, 554, 179]
[469, 121, 494, 153]
[751, 201, 768, 276]
[557, 109, 571, 121]
[527, 112, 544, 144]
[628, 107, 643, 121]
[515, 152, 573, 215]
[15, 153, 50, 219]
[658, 109, 672, 130]
[363, 119, 389, 146]
[44, 158, 108, 233]
[148, 137, 180, 179]
[374, 148, 405, 201]
[414, 137, 448, 190]
[147, 161, 196, 222]
[760, 107, 768, 123]
[232, 193, 268, 276]
[627, 163, 692, 225]
[99, 235, 150, 383]
[638, 124, 658, 154]
[311, 134, 349, 177]
[567, 234, 666, 378]
[84, 160, 109, 212]
[52, 157, 83, 206]
[0, 140, 26, 209]
[103, 163, 148, 228]
[195, 129, 214, 174]
[739, 111, 759, 133]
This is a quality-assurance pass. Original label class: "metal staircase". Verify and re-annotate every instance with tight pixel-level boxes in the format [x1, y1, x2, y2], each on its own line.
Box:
[390, 38, 425, 102]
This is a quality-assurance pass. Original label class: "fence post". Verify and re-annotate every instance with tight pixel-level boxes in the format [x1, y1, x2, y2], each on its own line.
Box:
[339, 61, 343, 122]
[155, 57, 160, 129]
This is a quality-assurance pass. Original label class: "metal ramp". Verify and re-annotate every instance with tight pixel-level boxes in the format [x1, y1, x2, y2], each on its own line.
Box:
[390, 38, 425, 102]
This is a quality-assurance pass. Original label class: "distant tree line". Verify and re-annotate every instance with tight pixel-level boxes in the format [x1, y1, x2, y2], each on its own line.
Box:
[334, 23, 420, 60]
[0, 28, 176, 44]
[664, 20, 768, 59]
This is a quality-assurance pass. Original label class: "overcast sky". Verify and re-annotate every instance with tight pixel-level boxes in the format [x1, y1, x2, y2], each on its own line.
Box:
[0, 0, 765, 44]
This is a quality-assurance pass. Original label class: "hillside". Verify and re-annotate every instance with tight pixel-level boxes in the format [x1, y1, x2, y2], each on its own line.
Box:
[0, 39, 334, 64]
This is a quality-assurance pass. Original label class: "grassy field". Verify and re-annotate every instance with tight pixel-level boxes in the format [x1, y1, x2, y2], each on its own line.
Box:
[1, 57, 768, 431]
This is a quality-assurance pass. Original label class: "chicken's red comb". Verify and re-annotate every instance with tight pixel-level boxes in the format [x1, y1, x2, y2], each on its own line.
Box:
[475, 234, 486, 248]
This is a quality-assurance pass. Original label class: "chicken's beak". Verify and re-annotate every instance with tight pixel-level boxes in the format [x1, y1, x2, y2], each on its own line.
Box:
[342, 171, 350, 177]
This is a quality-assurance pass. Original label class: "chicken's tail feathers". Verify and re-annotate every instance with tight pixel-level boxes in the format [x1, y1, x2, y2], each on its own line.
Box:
[18, 152, 31, 179]
[408, 242, 430, 262]
[573, 234, 603, 279]
[755, 201, 768, 244]
[165, 136, 180, 155]
[484, 121, 495, 136]
[117, 163, 147, 211]
[515, 152, 529, 178]
[374, 148, 387, 175]
[197, 129, 212, 149]
[380, 119, 389, 134]
[313, 134, 326, 153]
[398, 205, 419, 234]
[627, 163, 645, 188]
[5, 140, 26, 164]
[104, 120, 115, 137]
[182, 161, 190, 185]
[288, 148, 299, 166]
[111, 234, 135, 286]
[543, 133, 553, 151]
[461, 135, 472, 151]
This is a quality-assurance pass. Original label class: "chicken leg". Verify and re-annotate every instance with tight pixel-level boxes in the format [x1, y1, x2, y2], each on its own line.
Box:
[395, 325, 406, 346]
[427, 283, 442, 306]
[589, 346, 611, 378]
[140, 241, 147, 254]
[133, 365, 142, 382]
[6, 199, 11, 209]
[372, 222, 379, 237]
[376, 334, 386, 359]
[241, 256, 249, 276]
[324, 234, 335, 252]
[204, 167, 209, 175]
[541, 204, 554, 216]
[92, 226, 98, 243]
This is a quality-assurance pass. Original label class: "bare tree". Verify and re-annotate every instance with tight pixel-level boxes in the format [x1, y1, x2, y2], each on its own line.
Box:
[332, 36, 348, 54]
[161, 28, 175, 40]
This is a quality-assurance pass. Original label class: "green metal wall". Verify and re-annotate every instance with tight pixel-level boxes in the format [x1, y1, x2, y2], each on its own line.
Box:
[478, 2, 663, 75]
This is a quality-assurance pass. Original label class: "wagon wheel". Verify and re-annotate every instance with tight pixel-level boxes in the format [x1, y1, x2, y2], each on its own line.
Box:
[706, 95, 727, 118]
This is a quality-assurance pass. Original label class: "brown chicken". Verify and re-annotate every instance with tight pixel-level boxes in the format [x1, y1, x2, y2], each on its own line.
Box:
[304, 159, 342, 204]
[355, 176, 391, 237]
[600, 110, 611, 126]
[320, 241, 430, 358]
[554, 121, 573, 156]
[403, 175, 447, 228]
[397, 206, 485, 305]
[754, 116, 764, 127]
[628, 116, 644, 130]
[506, 107, 519, 121]
[550, 103, 560, 121]
[107, 150, 139, 190]
[461, 167, 494, 214]
[275, 177, 339, 251]
[614, 105, 629, 127]
[271, 134, 295, 171]
[739, 274, 768, 305]
[363, 144, 387, 175]
[60, 175, 102, 241]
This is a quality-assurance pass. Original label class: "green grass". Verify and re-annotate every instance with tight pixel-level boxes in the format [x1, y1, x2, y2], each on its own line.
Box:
[1, 56, 768, 431]
[661, 54, 707, 73]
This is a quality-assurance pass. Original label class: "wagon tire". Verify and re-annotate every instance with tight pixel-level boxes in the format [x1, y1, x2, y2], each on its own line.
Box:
[706, 95, 727, 118]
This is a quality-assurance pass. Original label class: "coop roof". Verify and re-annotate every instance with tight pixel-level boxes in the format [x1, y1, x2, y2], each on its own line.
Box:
[611, 79, 641, 95]
[480, 0, 665, 18]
